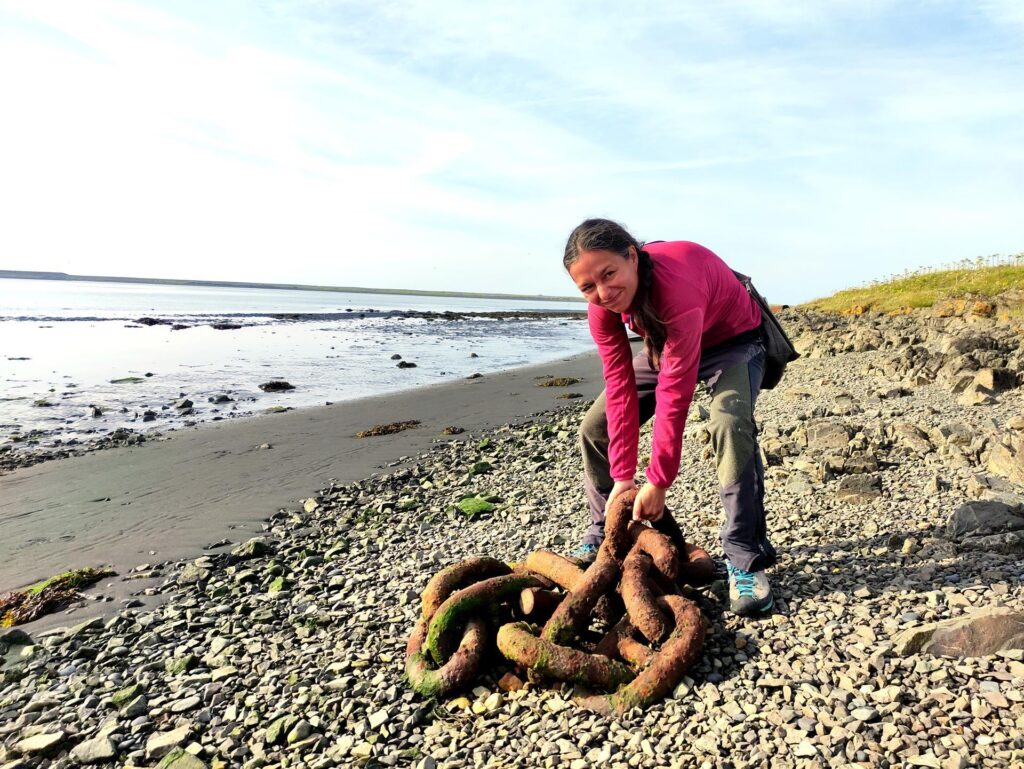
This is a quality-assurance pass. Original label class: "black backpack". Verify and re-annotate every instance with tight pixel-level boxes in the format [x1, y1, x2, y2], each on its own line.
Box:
[732, 270, 800, 390]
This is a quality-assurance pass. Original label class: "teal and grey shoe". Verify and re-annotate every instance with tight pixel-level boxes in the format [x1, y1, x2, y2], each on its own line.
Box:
[727, 561, 774, 617]
[569, 542, 599, 565]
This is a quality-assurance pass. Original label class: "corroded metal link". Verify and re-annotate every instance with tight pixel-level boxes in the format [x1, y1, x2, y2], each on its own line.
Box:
[420, 557, 511, 621]
[652, 510, 717, 586]
[594, 614, 656, 670]
[523, 550, 585, 591]
[426, 573, 543, 665]
[678, 542, 717, 586]
[626, 523, 681, 582]
[541, 556, 620, 646]
[406, 617, 488, 698]
[598, 490, 637, 564]
[518, 587, 562, 622]
[578, 594, 704, 715]
[497, 621, 634, 691]
[621, 549, 670, 643]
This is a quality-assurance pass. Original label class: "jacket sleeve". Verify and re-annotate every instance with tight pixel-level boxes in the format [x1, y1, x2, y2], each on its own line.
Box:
[588, 305, 638, 482]
[645, 304, 703, 488]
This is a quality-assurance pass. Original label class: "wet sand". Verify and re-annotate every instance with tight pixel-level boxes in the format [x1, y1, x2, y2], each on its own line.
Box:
[0, 352, 608, 628]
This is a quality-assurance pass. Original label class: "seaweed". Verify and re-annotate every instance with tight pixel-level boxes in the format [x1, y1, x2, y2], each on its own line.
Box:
[355, 420, 421, 438]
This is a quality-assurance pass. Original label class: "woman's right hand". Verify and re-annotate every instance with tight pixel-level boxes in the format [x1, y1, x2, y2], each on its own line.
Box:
[605, 479, 637, 514]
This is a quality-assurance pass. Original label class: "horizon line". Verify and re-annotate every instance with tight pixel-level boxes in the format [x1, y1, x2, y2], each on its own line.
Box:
[0, 269, 586, 304]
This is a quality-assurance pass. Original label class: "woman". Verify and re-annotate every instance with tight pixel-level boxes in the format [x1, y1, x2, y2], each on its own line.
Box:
[564, 218, 777, 617]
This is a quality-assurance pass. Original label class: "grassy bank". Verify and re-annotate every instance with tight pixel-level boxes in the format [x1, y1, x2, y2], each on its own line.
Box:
[803, 257, 1024, 315]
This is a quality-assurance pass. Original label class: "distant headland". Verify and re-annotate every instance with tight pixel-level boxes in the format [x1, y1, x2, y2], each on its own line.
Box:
[0, 269, 585, 304]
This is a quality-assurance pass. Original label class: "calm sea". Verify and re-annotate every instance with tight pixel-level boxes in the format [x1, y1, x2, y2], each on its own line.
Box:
[0, 278, 593, 445]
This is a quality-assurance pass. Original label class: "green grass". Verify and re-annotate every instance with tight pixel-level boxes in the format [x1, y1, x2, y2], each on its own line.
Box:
[802, 257, 1024, 315]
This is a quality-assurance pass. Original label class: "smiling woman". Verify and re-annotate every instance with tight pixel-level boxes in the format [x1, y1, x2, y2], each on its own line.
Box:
[561, 218, 783, 619]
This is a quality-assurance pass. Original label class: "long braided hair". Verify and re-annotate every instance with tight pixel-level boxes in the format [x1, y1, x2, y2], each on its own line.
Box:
[563, 218, 667, 369]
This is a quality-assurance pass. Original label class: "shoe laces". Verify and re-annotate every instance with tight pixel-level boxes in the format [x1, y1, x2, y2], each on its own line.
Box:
[729, 564, 756, 598]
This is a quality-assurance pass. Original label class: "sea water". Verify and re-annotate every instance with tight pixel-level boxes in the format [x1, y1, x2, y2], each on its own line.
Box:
[0, 278, 593, 446]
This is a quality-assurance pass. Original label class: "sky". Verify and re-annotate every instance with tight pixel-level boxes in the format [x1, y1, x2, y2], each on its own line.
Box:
[0, 1, 1022, 303]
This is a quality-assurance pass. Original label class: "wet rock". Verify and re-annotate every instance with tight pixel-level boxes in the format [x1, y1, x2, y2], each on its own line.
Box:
[230, 537, 276, 559]
[258, 381, 295, 392]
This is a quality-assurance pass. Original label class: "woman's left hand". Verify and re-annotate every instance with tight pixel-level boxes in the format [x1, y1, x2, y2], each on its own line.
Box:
[632, 483, 667, 522]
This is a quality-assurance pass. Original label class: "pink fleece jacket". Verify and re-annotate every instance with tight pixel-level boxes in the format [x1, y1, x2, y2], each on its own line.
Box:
[588, 240, 762, 488]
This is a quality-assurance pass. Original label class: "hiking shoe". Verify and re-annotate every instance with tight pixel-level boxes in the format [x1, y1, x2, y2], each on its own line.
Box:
[569, 543, 599, 565]
[727, 562, 774, 617]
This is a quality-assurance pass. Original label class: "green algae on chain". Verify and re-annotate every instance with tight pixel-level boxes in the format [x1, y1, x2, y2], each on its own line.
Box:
[405, 617, 488, 698]
[578, 595, 704, 716]
[497, 622, 634, 690]
[621, 550, 669, 644]
[541, 555, 620, 647]
[420, 557, 511, 622]
[426, 573, 544, 666]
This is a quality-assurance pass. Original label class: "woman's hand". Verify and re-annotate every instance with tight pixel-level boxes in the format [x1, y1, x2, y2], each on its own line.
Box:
[604, 479, 637, 515]
[633, 483, 667, 522]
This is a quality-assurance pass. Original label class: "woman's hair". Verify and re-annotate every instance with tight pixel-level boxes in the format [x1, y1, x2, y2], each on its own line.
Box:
[563, 218, 666, 369]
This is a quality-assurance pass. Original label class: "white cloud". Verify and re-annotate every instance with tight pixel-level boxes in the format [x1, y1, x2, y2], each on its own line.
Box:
[0, 0, 1021, 302]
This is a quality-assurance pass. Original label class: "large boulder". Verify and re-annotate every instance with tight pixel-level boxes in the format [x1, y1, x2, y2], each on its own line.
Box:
[974, 367, 1018, 393]
[890, 422, 933, 456]
[947, 500, 1024, 540]
[892, 607, 1024, 657]
[988, 431, 1024, 484]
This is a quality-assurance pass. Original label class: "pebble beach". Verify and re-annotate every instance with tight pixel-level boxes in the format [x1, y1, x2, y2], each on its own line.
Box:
[2, 304, 1024, 769]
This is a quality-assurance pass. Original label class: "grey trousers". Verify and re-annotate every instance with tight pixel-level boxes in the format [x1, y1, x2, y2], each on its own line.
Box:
[579, 337, 777, 572]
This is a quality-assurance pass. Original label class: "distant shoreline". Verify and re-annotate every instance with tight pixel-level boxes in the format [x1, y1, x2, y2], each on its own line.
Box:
[0, 269, 585, 304]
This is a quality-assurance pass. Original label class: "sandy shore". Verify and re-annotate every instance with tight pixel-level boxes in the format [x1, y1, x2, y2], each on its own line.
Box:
[0, 350, 608, 625]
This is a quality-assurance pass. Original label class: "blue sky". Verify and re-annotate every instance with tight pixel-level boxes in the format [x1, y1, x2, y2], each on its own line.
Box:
[0, 1, 1021, 303]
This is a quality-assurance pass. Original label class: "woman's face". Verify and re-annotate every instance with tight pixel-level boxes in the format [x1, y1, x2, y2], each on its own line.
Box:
[568, 246, 639, 314]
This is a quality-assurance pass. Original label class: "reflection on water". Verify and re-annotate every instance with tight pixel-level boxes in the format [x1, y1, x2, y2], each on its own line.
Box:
[0, 315, 593, 446]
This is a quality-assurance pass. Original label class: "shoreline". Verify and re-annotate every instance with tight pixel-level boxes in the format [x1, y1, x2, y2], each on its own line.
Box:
[0, 348, 610, 629]
[0, 318, 594, 475]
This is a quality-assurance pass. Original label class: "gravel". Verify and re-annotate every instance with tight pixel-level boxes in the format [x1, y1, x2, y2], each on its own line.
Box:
[1, 307, 1023, 768]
